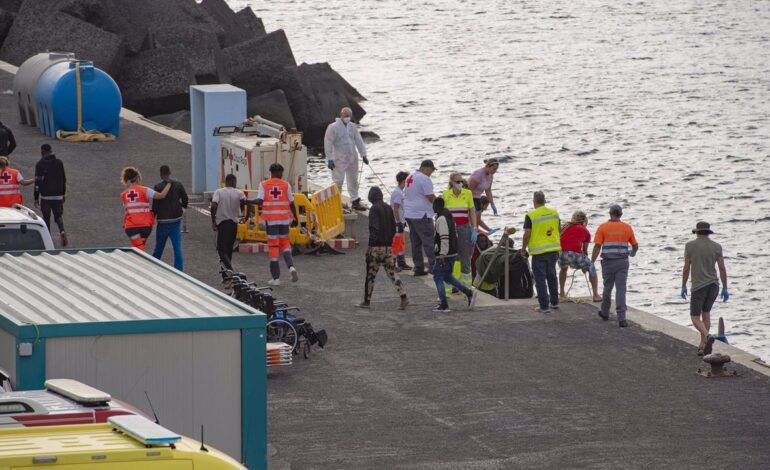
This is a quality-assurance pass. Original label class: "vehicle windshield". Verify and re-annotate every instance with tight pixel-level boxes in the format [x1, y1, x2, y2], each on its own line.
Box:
[0, 228, 46, 251]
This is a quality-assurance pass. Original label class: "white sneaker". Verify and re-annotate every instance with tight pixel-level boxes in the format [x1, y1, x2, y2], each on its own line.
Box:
[268, 278, 281, 286]
[290, 266, 298, 282]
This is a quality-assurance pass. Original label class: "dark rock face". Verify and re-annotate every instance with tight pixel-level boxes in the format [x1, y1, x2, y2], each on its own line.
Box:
[224, 29, 297, 96]
[0, 1, 21, 13]
[118, 45, 196, 117]
[149, 25, 228, 84]
[149, 110, 192, 133]
[235, 7, 266, 38]
[247, 90, 296, 130]
[200, 0, 263, 47]
[0, 9, 14, 47]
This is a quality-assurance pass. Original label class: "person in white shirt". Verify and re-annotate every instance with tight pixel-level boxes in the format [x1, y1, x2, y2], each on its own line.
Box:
[324, 107, 368, 211]
[403, 160, 437, 276]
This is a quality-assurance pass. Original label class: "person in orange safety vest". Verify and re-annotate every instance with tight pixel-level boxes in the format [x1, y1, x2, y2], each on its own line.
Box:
[0, 156, 35, 208]
[120, 166, 171, 251]
[256, 163, 298, 286]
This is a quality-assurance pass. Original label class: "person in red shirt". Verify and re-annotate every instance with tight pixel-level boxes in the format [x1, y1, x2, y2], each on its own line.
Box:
[558, 211, 600, 301]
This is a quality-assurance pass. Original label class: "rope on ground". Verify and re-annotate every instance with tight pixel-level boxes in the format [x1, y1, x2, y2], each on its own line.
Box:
[55, 61, 116, 142]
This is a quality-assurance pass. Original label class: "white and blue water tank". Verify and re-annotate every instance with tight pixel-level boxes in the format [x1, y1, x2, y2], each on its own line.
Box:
[36, 61, 122, 137]
[13, 54, 122, 138]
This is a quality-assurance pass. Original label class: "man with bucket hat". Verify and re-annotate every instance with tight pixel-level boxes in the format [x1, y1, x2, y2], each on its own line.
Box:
[590, 204, 638, 327]
[681, 221, 729, 356]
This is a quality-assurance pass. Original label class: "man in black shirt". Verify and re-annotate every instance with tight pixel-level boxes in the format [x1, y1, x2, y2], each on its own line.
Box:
[0, 121, 16, 157]
[152, 165, 188, 271]
[34, 144, 67, 246]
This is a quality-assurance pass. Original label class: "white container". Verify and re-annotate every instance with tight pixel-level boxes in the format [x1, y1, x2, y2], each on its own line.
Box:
[220, 134, 308, 195]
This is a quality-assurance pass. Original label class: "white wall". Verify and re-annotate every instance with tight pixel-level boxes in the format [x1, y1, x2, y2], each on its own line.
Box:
[46, 330, 242, 460]
[0, 329, 15, 389]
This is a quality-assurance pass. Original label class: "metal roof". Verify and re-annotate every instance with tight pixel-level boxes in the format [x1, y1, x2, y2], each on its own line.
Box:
[0, 249, 262, 329]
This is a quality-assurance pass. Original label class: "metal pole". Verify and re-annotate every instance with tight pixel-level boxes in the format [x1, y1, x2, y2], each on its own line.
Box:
[504, 227, 510, 300]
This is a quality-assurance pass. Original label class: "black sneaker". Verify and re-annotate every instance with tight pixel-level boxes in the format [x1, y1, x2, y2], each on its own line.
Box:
[703, 335, 716, 355]
[413, 270, 428, 277]
[619, 320, 629, 328]
[351, 198, 368, 211]
[598, 312, 609, 321]
[432, 304, 451, 313]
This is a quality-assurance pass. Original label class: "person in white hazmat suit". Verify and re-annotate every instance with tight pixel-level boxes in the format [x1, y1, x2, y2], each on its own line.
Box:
[324, 107, 369, 211]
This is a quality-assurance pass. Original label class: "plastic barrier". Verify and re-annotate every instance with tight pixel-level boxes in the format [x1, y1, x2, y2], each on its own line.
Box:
[237, 192, 316, 245]
[310, 184, 345, 241]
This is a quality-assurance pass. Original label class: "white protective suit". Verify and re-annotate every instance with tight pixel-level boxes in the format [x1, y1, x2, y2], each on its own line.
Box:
[324, 118, 367, 202]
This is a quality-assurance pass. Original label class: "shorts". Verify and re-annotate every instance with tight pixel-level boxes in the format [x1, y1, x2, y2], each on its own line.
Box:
[473, 198, 482, 211]
[558, 250, 591, 270]
[690, 283, 719, 316]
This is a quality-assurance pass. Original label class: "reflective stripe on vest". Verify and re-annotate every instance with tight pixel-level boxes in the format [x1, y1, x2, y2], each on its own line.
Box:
[260, 179, 292, 221]
[121, 185, 155, 228]
[601, 241, 629, 255]
[527, 206, 561, 255]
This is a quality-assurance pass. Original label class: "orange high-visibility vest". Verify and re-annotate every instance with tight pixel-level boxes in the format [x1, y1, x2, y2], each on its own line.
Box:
[0, 168, 23, 207]
[260, 178, 292, 222]
[120, 184, 155, 228]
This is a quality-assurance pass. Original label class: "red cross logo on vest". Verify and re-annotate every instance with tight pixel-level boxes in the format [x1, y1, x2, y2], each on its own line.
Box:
[126, 189, 139, 202]
[0, 172, 11, 184]
[269, 186, 283, 200]
[405, 175, 414, 187]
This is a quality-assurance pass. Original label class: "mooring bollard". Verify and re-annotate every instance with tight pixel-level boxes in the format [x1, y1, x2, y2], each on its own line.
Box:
[698, 353, 737, 378]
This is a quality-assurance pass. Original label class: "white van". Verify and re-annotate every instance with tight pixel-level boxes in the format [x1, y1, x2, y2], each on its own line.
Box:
[0, 204, 55, 251]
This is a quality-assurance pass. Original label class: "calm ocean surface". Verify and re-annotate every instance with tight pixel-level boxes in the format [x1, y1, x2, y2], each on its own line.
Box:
[230, 0, 770, 361]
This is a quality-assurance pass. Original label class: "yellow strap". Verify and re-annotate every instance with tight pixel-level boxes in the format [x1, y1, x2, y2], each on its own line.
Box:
[55, 61, 116, 142]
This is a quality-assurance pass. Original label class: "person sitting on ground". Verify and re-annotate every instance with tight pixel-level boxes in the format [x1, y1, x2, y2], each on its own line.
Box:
[356, 186, 409, 310]
[390, 171, 411, 271]
[558, 211, 601, 302]
[119, 167, 171, 251]
[432, 197, 476, 312]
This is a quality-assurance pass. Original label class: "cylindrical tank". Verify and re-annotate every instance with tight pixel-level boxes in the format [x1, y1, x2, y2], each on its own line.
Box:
[12, 52, 76, 127]
[36, 61, 122, 138]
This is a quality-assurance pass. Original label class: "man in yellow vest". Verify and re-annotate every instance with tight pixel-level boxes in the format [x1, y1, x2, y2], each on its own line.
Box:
[521, 191, 561, 313]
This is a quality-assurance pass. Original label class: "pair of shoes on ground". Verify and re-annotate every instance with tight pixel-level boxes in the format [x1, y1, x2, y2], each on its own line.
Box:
[355, 297, 411, 310]
[351, 198, 368, 211]
[434, 289, 477, 312]
[268, 267, 299, 286]
[535, 303, 559, 313]
[597, 311, 629, 328]
[701, 335, 716, 355]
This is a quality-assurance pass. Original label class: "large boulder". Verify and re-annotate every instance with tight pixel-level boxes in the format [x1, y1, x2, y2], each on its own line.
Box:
[247, 90, 296, 130]
[200, 0, 263, 47]
[0, 1, 20, 13]
[223, 29, 296, 96]
[117, 45, 196, 117]
[0, 2, 124, 73]
[235, 7, 266, 38]
[149, 25, 227, 84]
[0, 9, 14, 48]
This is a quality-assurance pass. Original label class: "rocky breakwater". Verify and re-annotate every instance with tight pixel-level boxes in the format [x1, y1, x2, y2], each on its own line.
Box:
[0, 0, 366, 150]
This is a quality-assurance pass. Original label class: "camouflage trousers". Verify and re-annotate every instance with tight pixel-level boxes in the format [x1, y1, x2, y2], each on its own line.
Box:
[364, 246, 406, 303]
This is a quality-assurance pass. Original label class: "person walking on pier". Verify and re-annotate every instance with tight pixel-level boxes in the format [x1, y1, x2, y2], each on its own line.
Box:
[0, 121, 16, 157]
[120, 167, 171, 251]
[522, 191, 561, 313]
[403, 160, 437, 276]
[0, 156, 34, 208]
[558, 211, 601, 302]
[469, 158, 499, 226]
[211, 174, 255, 272]
[590, 204, 639, 327]
[34, 144, 67, 246]
[681, 221, 729, 356]
[152, 165, 188, 271]
[356, 186, 409, 310]
[442, 172, 477, 289]
[432, 197, 475, 312]
[390, 171, 411, 271]
[324, 107, 368, 211]
[256, 164, 299, 286]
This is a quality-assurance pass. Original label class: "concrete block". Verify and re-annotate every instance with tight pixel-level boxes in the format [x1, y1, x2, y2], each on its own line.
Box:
[117, 45, 196, 117]
[224, 29, 296, 96]
[0, 3, 124, 73]
[247, 90, 296, 130]
[200, 0, 261, 47]
[235, 7, 266, 38]
[150, 25, 228, 84]
[0, 9, 14, 49]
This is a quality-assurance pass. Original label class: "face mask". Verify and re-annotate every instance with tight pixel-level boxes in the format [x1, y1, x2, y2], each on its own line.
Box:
[342, 117, 351, 124]
[453, 182, 462, 190]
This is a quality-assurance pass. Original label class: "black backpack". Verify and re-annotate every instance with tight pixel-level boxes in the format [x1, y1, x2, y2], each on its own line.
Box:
[497, 252, 534, 299]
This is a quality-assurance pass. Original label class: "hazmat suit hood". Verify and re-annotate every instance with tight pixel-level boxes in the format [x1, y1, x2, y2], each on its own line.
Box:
[368, 186, 383, 204]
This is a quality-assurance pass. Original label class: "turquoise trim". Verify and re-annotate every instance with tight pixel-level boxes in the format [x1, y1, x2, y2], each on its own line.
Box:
[0, 315, 20, 336]
[29, 315, 264, 339]
[241, 327, 267, 470]
[16, 337, 46, 390]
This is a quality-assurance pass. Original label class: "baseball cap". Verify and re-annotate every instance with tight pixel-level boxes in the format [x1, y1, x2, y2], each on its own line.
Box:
[420, 159, 435, 169]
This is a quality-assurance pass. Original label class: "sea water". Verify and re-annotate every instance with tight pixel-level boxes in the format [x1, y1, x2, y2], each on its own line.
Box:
[230, 0, 770, 361]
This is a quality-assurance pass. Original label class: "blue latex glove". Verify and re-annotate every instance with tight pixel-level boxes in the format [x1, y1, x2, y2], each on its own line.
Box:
[491, 202, 498, 216]
[470, 230, 478, 244]
[721, 287, 729, 302]
[680, 287, 687, 300]
[589, 263, 596, 276]
[487, 227, 499, 235]
[327, 160, 335, 170]
[362, 155, 369, 165]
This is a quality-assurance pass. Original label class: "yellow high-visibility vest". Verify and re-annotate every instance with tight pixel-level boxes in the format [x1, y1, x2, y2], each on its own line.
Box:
[527, 206, 561, 255]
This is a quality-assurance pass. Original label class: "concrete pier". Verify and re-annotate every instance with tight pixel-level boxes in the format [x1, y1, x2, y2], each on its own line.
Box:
[1, 67, 769, 469]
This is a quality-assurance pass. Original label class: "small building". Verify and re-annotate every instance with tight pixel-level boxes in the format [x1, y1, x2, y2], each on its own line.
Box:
[0, 248, 266, 470]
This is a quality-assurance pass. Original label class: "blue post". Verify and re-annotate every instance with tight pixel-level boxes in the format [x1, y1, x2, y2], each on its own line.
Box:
[241, 327, 267, 470]
[190, 85, 247, 193]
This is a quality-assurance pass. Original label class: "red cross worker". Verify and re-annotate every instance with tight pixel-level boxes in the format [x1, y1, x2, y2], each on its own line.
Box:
[256, 163, 298, 285]
[0, 156, 34, 207]
[119, 167, 172, 251]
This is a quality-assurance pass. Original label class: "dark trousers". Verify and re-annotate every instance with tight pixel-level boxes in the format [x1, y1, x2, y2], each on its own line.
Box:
[432, 255, 471, 307]
[600, 257, 629, 321]
[216, 220, 238, 271]
[532, 251, 559, 309]
[40, 199, 64, 233]
[406, 216, 435, 273]
[153, 220, 183, 271]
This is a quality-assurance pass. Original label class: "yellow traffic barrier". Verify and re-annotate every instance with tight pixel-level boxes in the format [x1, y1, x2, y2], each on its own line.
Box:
[310, 183, 345, 241]
[237, 192, 317, 245]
